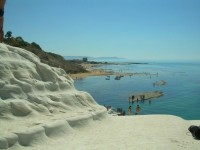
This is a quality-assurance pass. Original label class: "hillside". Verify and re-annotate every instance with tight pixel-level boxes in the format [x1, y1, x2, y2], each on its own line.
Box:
[3, 35, 87, 74]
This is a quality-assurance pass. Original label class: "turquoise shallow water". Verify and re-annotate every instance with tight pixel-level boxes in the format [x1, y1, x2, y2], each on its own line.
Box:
[74, 62, 200, 120]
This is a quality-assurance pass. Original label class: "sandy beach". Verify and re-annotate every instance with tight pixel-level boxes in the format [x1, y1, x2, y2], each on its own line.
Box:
[0, 44, 200, 150]
[69, 68, 114, 80]
[69, 63, 155, 80]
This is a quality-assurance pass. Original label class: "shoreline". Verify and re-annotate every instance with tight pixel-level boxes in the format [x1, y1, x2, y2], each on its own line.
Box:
[68, 62, 156, 80]
[69, 68, 114, 80]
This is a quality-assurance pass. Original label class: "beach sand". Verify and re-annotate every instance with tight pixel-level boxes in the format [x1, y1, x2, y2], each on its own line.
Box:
[69, 69, 114, 79]
[69, 63, 159, 80]
[0, 44, 199, 150]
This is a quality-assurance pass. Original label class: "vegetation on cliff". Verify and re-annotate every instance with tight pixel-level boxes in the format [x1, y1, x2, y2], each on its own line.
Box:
[3, 31, 87, 74]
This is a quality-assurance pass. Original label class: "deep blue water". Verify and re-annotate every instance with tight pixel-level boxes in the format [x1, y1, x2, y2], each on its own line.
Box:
[74, 62, 200, 120]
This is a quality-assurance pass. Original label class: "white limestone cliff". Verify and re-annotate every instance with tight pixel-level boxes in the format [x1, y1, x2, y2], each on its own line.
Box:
[0, 43, 106, 149]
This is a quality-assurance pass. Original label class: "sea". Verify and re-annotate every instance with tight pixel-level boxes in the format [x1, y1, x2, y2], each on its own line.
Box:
[73, 61, 200, 120]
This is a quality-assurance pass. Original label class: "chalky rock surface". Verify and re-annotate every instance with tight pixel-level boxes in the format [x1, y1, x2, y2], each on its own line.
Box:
[0, 44, 106, 149]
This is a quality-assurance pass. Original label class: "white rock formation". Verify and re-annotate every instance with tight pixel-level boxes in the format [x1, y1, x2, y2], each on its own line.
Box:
[0, 43, 106, 149]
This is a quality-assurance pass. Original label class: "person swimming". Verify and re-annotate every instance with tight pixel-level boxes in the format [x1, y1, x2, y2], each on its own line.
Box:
[128, 106, 132, 115]
[135, 105, 141, 115]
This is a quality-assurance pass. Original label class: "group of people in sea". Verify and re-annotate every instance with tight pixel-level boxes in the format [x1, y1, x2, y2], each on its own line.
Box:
[129, 94, 151, 105]
[127, 94, 152, 115]
[128, 105, 141, 115]
[104, 94, 152, 116]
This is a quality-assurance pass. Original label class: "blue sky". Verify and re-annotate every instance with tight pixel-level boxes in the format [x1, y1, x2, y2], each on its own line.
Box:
[4, 0, 200, 61]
